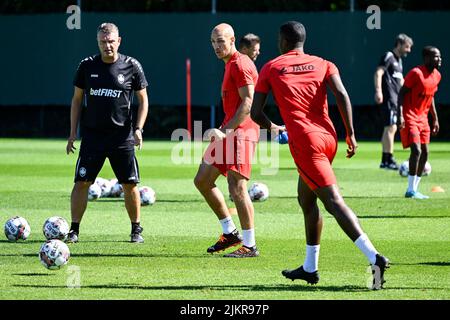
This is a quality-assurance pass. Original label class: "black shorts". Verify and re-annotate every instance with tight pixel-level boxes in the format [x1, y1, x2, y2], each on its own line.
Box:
[74, 127, 140, 184]
[381, 100, 398, 127]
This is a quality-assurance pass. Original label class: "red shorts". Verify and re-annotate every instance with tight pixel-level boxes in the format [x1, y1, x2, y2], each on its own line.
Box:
[289, 132, 338, 190]
[400, 122, 430, 149]
[203, 136, 256, 180]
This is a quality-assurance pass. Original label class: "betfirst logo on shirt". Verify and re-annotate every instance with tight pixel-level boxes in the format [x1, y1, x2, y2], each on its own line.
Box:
[90, 88, 123, 98]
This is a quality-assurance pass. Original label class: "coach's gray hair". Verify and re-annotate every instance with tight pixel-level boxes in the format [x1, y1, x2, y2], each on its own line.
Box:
[97, 22, 119, 35]
[395, 33, 413, 47]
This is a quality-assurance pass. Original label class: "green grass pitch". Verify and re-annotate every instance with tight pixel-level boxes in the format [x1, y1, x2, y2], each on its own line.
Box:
[0, 138, 449, 300]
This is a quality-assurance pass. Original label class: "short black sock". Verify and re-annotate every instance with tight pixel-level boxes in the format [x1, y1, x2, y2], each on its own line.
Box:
[70, 222, 80, 234]
[131, 222, 141, 234]
[382, 152, 388, 164]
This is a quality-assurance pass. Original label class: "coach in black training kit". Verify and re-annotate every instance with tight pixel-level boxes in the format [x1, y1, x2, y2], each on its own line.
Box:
[374, 33, 413, 170]
[66, 22, 149, 243]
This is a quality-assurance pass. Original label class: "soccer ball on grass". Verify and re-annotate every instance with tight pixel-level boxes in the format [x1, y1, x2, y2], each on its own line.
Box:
[39, 239, 70, 270]
[43, 216, 69, 241]
[4, 216, 31, 241]
[248, 182, 269, 202]
[399, 160, 432, 177]
[399, 161, 409, 177]
[109, 179, 123, 197]
[88, 182, 102, 201]
[95, 177, 113, 198]
[423, 161, 432, 176]
[139, 186, 156, 206]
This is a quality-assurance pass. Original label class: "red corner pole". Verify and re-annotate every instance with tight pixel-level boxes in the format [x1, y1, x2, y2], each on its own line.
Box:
[186, 58, 192, 139]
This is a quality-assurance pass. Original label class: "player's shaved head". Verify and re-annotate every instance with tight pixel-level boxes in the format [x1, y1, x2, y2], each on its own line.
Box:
[211, 23, 237, 62]
[212, 23, 235, 38]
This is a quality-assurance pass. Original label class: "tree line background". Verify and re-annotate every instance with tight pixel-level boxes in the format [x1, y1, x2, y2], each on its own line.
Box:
[1, 0, 450, 13]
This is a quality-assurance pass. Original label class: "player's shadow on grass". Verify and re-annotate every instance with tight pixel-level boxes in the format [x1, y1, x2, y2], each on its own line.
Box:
[393, 261, 450, 267]
[419, 261, 450, 266]
[270, 196, 297, 199]
[70, 253, 206, 258]
[0, 239, 46, 243]
[94, 199, 128, 203]
[12, 273, 56, 277]
[343, 196, 410, 199]
[0, 239, 135, 246]
[427, 150, 450, 154]
[11, 283, 365, 292]
[14, 283, 445, 292]
[0, 253, 206, 259]
[96, 199, 205, 203]
[268, 195, 414, 201]
[155, 199, 205, 203]
[357, 215, 450, 219]
[278, 167, 297, 171]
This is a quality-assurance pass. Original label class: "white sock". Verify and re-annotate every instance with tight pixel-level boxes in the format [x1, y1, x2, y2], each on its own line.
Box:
[407, 175, 416, 193]
[414, 176, 422, 192]
[242, 229, 255, 248]
[220, 217, 236, 234]
[354, 233, 378, 264]
[303, 244, 320, 273]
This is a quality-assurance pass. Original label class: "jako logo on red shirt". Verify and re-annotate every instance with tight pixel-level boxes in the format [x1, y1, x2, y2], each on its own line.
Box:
[279, 65, 314, 74]
[292, 65, 314, 72]
[90, 88, 123, 98]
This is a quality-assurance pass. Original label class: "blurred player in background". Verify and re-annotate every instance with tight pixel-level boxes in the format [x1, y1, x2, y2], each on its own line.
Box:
[238, 33, 261, 62]
[66, 23, 149, 243]
[194, 23, 260, 258]
[251, 21, 389, 289]
[398, 46, 442, 199]
[374, 34, 413, 170]
[239, 32, 289, 145]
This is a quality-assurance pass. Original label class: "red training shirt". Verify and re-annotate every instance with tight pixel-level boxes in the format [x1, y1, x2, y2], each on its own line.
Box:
[402, 65, 441, 125]
[221, 51, 259, 141]
[255, 50, 339, 137]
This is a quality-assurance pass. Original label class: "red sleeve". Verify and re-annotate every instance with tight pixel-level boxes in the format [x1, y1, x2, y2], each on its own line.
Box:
[232, 56, 257, 88]
[325, 61, 339, 79]
[255, 63, 271, 93]
[403, 69, 419, 89]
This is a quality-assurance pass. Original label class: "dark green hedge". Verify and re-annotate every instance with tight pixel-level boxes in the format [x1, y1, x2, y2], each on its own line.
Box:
[1, 0, 449, 14]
